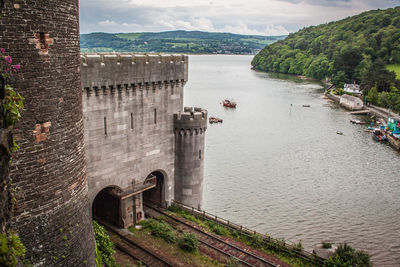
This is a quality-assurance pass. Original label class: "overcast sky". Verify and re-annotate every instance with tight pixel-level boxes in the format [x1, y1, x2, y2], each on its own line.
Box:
[80, 0, 400, 36]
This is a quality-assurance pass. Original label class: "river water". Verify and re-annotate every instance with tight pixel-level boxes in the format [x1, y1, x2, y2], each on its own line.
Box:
[184, 55, 400, 266]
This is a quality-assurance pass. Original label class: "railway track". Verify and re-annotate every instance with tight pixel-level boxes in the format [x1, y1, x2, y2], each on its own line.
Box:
[98, 220, 173, 267]
[144, 203, 280, 267]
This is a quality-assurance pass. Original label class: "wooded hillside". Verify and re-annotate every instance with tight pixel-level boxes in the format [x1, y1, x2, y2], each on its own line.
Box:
[252, 7, 400, 88]
[81, 30, 285, 54]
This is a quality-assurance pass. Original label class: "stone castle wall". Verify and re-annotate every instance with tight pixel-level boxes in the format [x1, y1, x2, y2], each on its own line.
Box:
[1, 0, 95, 266]
[81, 54, 188, 205]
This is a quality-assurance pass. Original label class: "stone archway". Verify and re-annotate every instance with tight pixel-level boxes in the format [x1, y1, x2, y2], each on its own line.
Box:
[92, 186, 122, 227]
[143, 171, 165, 206]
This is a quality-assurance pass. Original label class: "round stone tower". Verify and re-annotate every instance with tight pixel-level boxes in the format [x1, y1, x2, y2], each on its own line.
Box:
[1, 1, 95, 265]
[174, 107, 207, 209]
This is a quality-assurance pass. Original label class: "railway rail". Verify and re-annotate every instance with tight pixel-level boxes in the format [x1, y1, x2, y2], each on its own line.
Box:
[98, 220, 173, 267]
[144, 203, 280, 267]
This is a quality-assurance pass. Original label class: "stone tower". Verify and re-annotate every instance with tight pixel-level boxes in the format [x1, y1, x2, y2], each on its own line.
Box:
[0, 1, 95, 265]
[174, 107, 207, 209]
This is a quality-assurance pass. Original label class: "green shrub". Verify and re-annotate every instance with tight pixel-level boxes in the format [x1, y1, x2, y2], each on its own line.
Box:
[168, 205, 204, 225]
[294, 240, 303, 252]
[207, 221, 229, 236]
[181, 213, 202, 225]
[94, 241, 103, 267]
[0, 231, 26, 267]
[141, 219, 177, 244]
[93, 221, 117, 267]
[322, 242, 332, 249]
[179, 233, 198, 253]
[229, 229, 240, 238]
[324, 243, 371, 267]
[265, 238, 285, 252]
[336, 88, 345, 95]
[250, 234, 264, 249]
[167, 205, 181, 213]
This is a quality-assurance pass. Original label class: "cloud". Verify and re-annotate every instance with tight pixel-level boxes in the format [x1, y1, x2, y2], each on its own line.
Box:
[276, 0, 352, 6]
[79, 0, 400, 35]
[221, 21, 289, 36]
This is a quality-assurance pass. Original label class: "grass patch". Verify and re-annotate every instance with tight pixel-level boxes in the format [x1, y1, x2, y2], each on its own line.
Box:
[387, 64, 400, 79]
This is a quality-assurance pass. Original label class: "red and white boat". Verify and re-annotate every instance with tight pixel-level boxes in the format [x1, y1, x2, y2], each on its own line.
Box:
[209, 117, 223, 124]
[223, 99, 237, 108]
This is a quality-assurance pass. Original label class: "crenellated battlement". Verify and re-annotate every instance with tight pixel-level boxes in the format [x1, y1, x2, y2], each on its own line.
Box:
[174, 107, 208, 134]
[81, 53, 188, 93]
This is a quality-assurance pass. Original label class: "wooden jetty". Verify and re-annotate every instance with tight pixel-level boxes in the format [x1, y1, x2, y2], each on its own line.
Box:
[348, 109, 370, 115]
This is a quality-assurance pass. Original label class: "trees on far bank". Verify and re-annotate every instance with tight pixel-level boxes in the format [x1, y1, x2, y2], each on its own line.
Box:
[251, 6, 400, 113]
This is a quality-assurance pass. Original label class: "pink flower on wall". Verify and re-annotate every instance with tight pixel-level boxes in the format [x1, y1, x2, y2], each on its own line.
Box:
[5, 56, 12, 64]
[0, 48, 5, 54]
[13, 64, 20, 72]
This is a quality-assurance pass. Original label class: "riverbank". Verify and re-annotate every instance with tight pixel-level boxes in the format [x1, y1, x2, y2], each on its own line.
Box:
[325, 91, 400, 152]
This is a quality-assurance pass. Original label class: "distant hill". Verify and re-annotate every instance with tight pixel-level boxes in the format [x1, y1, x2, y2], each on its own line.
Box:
[252, 7, 400, 84]
[80, 30, 286, 54]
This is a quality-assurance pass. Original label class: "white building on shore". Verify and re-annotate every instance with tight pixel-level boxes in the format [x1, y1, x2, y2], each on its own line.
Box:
[339, 94, 364, 110]
[344, 83, 361, 95]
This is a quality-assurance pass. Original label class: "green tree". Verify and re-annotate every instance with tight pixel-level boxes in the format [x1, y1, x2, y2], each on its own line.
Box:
[324, 243, 371, 267]
[354, 55, 372, 81]
[367, 87, 379, 104]
[361, 58, 397, 92]
[332, 71, 347, 88]
[333, 46, 363, 82]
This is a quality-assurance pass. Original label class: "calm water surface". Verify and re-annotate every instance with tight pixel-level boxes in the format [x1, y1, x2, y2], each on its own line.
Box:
[184, 55, 400, 266]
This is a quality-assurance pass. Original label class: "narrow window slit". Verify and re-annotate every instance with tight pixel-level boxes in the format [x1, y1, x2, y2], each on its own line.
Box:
[154, 109, 157, 124]
[199, 150, 202, 159]
[104, 117, 107, 135]
[131, 113, 133, 129]
[39, 32, 46, 49]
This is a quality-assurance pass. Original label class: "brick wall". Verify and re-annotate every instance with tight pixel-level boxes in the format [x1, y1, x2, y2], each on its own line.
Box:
[1, 1, 95, 265]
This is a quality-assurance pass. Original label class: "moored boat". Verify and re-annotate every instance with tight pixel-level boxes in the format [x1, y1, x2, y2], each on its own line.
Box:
[223, 99, 237, 108]
[350, 119, 366, 125]
[372, 129, 388, 142]
[209, 117, 223, 124]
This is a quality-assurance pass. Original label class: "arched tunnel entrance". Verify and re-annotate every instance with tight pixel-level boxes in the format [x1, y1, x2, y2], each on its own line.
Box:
[92, 172, 165, 228]
[92, 186, 122, 227]
[143, 171, 165, 206]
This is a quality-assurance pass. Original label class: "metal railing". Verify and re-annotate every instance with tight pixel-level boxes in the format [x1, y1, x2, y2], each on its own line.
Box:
[171, 200, 324, 265]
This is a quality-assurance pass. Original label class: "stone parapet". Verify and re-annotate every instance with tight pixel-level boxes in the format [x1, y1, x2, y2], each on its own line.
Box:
[81, 53, 188, 91]
[174, 107, 208, 133]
